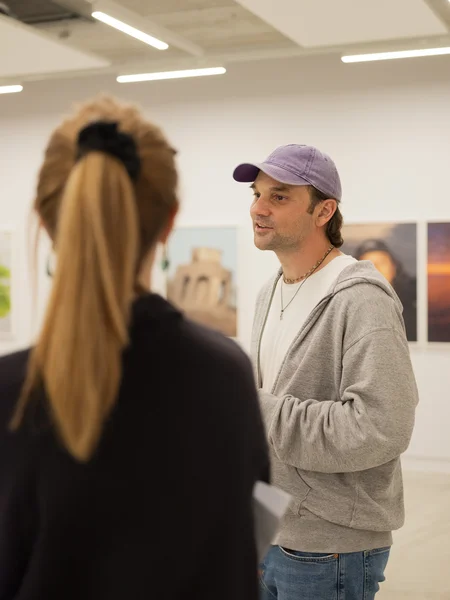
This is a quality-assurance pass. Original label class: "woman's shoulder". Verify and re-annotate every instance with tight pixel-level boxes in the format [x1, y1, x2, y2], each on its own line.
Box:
[182, 318, 247, 361]
[0, 349, 30, 431]
[0, 349, 30, 393]
[133, 293, 252, 374]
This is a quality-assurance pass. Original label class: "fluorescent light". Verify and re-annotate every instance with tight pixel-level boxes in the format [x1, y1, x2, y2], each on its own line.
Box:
[92, 11, 168, 50]
[342, 47, 450, 63]
[0, 85, 23, 95]
[117, 67, 227, 83]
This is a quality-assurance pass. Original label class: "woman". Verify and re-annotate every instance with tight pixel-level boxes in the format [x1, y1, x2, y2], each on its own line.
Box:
[0, 96, 268, 599]
[355, 239, 417, 341]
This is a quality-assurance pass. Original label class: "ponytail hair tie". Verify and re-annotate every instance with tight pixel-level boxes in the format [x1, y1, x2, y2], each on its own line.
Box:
[76, 121, 141, 182]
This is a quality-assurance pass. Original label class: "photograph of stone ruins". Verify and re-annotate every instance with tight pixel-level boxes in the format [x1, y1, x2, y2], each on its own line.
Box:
[167, 247, 237, 337]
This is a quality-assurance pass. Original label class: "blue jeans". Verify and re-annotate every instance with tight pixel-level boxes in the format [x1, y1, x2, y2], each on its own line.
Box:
[259, 545, 390, 600]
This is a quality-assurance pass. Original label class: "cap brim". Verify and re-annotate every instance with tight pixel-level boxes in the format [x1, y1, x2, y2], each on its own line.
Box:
[233, 163, 262, 183]
[233, 162, 310, 187]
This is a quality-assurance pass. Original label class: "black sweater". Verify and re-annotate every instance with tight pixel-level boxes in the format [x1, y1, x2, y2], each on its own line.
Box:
[0, 294, 268, 600]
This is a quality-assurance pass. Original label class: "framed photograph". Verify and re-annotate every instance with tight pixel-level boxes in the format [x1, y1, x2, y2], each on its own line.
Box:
[167, 226, 238, 337]
[428, 222, 450, 343]
[342, 222, 418, 342]
[0, 229, 14, 339]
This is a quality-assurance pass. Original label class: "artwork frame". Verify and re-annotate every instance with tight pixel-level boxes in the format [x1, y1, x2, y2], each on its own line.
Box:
[0, 227, 15, 340]
[166, 224, 239, 338]
[427, 221, 450, 344]
[341, 221, 419, 343]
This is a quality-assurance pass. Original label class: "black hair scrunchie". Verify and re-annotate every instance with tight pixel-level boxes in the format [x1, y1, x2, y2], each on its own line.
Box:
[76, 121, 141, 182]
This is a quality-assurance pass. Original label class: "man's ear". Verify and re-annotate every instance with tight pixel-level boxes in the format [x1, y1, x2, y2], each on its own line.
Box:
[315, 199, 337, 228]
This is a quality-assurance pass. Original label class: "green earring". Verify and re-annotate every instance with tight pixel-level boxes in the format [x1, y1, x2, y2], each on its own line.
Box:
[161, 245, 170, 272]
[46, 253, 54, 278]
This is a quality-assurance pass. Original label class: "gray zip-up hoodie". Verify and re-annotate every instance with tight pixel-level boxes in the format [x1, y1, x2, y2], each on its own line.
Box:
[252, 261, 418, 553]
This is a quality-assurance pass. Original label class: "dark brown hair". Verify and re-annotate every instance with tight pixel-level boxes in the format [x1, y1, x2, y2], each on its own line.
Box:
[308, 186, 344, 248]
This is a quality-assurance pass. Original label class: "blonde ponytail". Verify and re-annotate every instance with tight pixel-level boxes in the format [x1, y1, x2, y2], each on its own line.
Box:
[12, 152, 139, 461]
[11, 96, 178, 460]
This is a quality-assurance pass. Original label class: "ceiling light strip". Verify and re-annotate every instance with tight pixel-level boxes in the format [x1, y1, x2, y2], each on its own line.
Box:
[0, 85, 23, 95]
[92, 11, 168, 51]
[117, 67, 227, 83]
[342, 47, 450, 63]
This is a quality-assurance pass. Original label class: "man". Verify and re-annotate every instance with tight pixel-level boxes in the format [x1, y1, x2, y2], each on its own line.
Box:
[233, 144, 418, 600]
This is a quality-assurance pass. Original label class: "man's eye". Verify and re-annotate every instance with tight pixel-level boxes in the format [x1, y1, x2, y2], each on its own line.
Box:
[253, 192, 261, 199]
[275, 195, 286, 202]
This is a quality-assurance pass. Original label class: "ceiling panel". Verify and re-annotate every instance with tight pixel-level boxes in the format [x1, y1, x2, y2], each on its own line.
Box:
[0, 14, 109, 79]
[152, 6, 296, 51]
[38, 18, 186, 63]
[235, 0, 449, 48]
[122, 0, 236, 17]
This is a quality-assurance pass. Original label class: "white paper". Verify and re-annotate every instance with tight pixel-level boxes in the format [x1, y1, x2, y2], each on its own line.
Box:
[253, 481, 292, 562]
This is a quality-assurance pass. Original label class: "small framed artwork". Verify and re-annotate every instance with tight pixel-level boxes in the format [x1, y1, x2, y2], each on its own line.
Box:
[166, 225, 238, 337]
[0, 228, 14, 339]
[342, 222, 418, 342]
[427, 222, 450, 343]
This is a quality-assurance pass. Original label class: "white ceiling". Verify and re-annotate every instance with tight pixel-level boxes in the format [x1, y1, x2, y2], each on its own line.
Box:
[1, 0, 450, 84]
[0, 14, 109, 80]
[235, 0, 448, 48]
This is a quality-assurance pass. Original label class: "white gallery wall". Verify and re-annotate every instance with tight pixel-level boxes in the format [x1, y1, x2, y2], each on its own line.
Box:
[1, 54, 449, 470]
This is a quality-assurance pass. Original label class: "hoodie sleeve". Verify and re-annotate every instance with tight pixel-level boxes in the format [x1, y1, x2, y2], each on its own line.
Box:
[259, 325, 418, 474]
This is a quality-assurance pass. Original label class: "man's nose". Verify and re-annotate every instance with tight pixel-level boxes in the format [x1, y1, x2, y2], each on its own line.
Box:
[251, 195, 271, 217]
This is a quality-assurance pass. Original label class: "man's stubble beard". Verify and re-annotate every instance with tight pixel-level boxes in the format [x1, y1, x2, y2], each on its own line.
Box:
[255, 230, 305, 253]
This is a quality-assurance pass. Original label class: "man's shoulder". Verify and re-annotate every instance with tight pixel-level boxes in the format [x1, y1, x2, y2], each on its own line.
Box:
[331, 261, 400, 309]
[333, 261, 395, 295]
[330, 278, 407, 345]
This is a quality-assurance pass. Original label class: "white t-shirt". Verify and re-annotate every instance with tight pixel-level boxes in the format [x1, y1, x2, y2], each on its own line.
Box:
[260, 255, 357, 393]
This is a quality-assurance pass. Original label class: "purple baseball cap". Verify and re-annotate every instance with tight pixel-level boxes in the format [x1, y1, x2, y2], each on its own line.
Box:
[233, 144, 342, 201]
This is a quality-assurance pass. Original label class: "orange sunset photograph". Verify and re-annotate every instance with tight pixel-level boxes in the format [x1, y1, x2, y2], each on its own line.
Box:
[428, 223, 450, 343]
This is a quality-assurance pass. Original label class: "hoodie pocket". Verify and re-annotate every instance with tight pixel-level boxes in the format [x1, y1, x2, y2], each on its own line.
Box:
[287, 468, 312, 514]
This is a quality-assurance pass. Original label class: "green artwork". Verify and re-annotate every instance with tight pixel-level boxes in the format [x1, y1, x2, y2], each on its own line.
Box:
[0, 231, 13, 336]
[0, 264, 11, 318]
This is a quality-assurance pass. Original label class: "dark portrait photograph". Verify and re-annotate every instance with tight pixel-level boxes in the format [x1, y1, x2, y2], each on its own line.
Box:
[342, 223, 418, 342]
